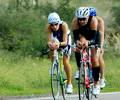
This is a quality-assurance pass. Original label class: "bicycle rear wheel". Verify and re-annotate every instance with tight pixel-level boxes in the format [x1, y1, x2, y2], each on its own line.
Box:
[51, 61, 60, 100]
[60, 75, 67, 100]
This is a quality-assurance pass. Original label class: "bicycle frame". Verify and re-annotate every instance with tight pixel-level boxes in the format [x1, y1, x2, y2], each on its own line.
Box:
[50, 49, 66, 100]
[78, 47, 93, 100]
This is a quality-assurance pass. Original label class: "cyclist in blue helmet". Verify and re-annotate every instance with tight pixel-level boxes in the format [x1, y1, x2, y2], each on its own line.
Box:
[89, 7, 97, 16]
[89, 7, 106, 89]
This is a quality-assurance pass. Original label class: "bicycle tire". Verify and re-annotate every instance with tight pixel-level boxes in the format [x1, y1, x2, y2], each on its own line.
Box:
[51, 60, 60, 100]
[86, 63, 94, 100]
[86, 84, 94, 100]
[60, 75, 66, 100]
[78, 63, 86, 100]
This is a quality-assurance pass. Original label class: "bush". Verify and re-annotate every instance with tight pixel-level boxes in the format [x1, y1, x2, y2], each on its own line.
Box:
[0, 0, 120, 57]
[111, 6, 120, 31]
[0, 10, 48, 56]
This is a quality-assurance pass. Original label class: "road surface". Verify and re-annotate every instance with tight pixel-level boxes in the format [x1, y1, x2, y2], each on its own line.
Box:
[1, 92, 120, 100]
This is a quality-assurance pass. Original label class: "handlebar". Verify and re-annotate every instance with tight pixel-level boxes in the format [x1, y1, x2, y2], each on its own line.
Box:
[71, 43, 99, 49]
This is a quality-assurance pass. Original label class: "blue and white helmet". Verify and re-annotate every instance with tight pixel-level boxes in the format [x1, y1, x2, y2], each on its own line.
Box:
[89, 7, 97, 16]
[75, 7, 89, 18]
[48, 12, 61, 24]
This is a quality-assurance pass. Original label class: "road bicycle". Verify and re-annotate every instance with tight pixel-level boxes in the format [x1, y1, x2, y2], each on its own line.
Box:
[77, 46, 94, 100]
[50, 48, 67, 100]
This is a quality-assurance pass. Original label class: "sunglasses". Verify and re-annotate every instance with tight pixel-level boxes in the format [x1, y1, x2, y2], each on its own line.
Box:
[78, 18, 86, 21]
[50, 23, 59, 26]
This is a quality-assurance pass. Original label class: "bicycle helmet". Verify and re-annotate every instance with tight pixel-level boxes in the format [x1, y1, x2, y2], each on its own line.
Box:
[48, 12, 61, 24]
[75, 7, 89, 18]
[89, 7, 97, 16]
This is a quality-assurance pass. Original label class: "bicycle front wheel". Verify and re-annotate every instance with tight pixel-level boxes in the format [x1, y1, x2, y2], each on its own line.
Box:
[86, 84, 93, 100]
[78, 66, 86, 100]
[51, 61, 60, 100]
[60, 74, 67, 100]
[86, 63, 94, 100]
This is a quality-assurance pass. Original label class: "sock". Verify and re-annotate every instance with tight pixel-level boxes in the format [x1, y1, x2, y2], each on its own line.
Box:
[92, 67, 100, 82]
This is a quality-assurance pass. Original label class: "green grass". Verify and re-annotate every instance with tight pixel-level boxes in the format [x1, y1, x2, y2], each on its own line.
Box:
[0, 50, 51, 95]
[103, 57, 120, 92]
[0, 50, 120, 96]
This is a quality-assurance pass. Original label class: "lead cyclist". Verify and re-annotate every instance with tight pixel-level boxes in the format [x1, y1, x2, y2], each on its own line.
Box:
[71, 7, 101, 95]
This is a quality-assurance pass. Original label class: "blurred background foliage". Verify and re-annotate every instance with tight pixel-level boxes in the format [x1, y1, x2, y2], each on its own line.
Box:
[0, 0, 119, 57]
[0, 0, 119, 96]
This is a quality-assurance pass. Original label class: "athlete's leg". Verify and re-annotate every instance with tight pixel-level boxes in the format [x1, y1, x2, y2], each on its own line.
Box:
[63, 55, 72, 85]
[63, 55, 73, 93]
[91, 48, 101, 95]
[99, 51, 106, 88]
[74, 52, 81, 79]
[99, 51, 105, 79]
[63, 45, 73, 93]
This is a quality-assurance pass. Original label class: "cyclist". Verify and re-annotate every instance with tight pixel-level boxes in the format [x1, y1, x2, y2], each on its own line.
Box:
[71, 7, 101, 95]
[89, 7, 105, 89]
[47, 12, 73, 94]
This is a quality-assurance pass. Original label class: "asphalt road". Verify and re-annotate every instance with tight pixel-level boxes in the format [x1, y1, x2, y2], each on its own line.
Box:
[1, 92, 120, 100]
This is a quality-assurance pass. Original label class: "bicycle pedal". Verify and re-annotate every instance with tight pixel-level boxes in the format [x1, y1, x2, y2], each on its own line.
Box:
[75, 78, 79, 80]
[90, 81, 94, 84]
[93, 94, 98, 98]
[100, 87, 104, 90]
[63, 79, 67, 83]
[66, 92, 72, 95]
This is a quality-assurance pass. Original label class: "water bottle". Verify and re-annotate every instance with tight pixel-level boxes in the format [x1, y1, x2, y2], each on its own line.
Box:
[89, 67, 93, 82]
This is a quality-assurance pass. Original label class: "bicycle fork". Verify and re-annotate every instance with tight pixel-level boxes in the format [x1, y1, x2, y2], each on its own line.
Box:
[84, 64, 90, 89]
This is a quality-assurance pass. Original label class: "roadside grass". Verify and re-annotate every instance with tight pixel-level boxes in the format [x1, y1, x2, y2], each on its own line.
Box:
[0, 50, 51, 95]
[103, 55, 120, 92]
[0, 50, 120, 96]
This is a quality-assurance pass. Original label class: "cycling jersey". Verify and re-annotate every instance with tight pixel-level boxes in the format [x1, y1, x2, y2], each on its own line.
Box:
[73, 16, 100, 68]
[51, 24, 64, 43]
[73, 16, 100, 46]
[50, 22, 71, 56]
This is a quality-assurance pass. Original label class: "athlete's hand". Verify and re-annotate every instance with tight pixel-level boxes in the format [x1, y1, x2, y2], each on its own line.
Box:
[76, 40, 82, 49]
[100, 48, 104, 54]
[48, 42, 59, 50]
[72, 41, 82, 52]
[82, 40, 89, 49]
[75, 46, 82, 52]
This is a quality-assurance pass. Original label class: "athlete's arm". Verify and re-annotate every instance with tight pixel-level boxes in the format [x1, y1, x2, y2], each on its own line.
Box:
[71, 17, 80, 43]
[60, 22, 68, 47]
[90, 16, 98, 31]
[71, 17, 79, 31]
[89, 16, 99, 44]
[97, 16, 105, 49]
[46, 25, 59, 50]
[71, 17, 86, 51]
[47, 25, 52, 44]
